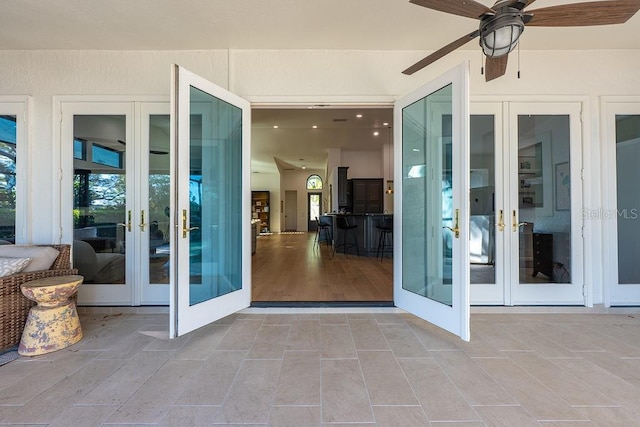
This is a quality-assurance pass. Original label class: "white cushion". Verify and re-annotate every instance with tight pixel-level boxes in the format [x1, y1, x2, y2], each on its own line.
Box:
[0, 257, 31, 277]
[0, 245, 60, 272]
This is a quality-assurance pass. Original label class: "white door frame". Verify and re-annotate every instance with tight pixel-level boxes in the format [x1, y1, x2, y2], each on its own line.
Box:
[602, 97, 640, 306]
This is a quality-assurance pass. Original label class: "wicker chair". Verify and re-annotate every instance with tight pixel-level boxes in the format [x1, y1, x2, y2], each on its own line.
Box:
[0, 244, 78, 350]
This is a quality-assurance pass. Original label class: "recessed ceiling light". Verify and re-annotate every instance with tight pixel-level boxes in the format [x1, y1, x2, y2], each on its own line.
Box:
[312, 125, 318, 129]
[373, 131, 379, 136]
[356, 114, 363, 118]
[273, 125, 279, 129]
[383, 122, 389, 126]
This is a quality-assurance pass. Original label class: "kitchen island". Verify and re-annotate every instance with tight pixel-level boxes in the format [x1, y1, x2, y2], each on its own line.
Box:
[320, 213, 393, 258]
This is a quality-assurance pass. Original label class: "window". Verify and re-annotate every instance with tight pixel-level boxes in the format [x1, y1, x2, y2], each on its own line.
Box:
[92, 143, 122, 168]
[74, 138, 86, 160]
[306, 174, 323, 190]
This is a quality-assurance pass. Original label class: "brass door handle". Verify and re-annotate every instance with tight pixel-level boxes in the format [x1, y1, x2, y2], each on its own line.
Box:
[118, 211, 132, 232]
[497, 210, 505, 232]
[182, 209, 200, 238]
[443, 209, 460, 238]
[512, 210, 528, 232]
[139, 210, 146, 231]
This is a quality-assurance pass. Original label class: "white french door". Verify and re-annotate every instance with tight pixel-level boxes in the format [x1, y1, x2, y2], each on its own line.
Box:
[60, 100, 171, 305]
[61, 102, 135, 305]
[469, 101, 585, 306]
[507, 103, 584, 305]
[469, 102, 506, 305]
[394, 62, 470, 341]
[139, 103, 171, 304]
[603, 100, 640, 306]
[170, 65, 251, 337]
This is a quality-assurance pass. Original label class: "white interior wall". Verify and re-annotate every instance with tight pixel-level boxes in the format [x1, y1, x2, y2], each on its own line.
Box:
[280, 167, 325, 232]
[341, 150, 382, 178]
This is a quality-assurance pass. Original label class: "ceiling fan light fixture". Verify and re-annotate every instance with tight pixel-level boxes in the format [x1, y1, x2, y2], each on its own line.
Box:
[480, 12, 524, 58]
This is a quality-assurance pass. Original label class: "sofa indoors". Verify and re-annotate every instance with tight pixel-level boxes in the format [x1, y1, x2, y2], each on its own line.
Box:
[72, 239, 125, 284]
[0, 244, 78, 350]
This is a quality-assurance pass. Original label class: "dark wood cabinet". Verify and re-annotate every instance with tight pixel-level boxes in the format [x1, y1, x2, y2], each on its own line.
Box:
[532, 233, 553, 279]
[338, 167, 349, 208]
[351, 178, 383, 214]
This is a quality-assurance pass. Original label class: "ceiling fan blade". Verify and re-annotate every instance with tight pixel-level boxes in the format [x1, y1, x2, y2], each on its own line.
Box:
[526, 0, 640, 27]
[409, 0, 494, 20]
[485, 55, 509, 82]
[403, 30, 480, 75]
[150, 150, 169, 155]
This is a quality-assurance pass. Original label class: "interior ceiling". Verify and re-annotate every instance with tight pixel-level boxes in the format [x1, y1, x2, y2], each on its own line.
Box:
[3, 0, 639, 176]
[252, 108, 393, 174]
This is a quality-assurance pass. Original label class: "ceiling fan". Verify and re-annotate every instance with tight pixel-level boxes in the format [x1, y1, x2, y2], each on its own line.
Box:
[403, 0, 640, 81]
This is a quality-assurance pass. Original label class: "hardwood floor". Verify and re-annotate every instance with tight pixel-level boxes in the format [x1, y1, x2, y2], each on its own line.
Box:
[251, 232, 393, 302]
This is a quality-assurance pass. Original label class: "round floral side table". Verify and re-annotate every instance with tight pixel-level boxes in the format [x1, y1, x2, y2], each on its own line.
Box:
[18, 275, 84, 356]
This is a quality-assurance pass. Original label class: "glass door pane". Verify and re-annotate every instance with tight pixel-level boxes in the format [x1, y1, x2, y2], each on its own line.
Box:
[616, 114, 640, 285]
[141, 104, 171, 305]
[394, 62, 470, 341]
[516, 115, 570, 284]
[470, 115, 496, 286]
[172, 65, 251, 337]
[73, 115, 127, 286]
[189, 86, 243, 305]
[0, 114, 17, 242]
[402, 84, 453, 305]
[509, 103, 583, 305]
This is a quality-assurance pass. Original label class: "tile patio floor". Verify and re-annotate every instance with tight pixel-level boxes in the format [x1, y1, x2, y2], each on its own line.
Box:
[1, 310, 640, 426]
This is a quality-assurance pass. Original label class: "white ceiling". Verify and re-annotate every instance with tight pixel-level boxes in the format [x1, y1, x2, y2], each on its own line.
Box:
[2, 0, 640, 51]
[3, 0, 639, 175]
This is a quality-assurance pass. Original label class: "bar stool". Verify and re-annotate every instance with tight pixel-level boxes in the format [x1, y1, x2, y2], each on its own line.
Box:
[376, 217, 393, 261]
[314, 216, 332, 248]
[334, 215, 359, 256]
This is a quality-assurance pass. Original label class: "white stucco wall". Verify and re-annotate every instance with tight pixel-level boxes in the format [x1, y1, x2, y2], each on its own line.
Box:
[2, 47, 640, 305]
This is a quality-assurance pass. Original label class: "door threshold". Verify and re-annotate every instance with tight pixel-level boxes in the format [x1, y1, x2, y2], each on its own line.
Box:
[251, 301, 394, 308]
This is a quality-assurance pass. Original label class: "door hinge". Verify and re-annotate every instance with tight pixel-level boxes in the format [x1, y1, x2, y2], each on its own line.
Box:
[58, 168, 63, 181]
[581, 168, 584, 181]
[581, 225, 585, 238]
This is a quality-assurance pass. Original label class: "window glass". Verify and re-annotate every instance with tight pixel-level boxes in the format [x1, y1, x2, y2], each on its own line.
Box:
[0, 115, 17, 241]
[306, 174, 323, 190]
[92, 144, 122, 168]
